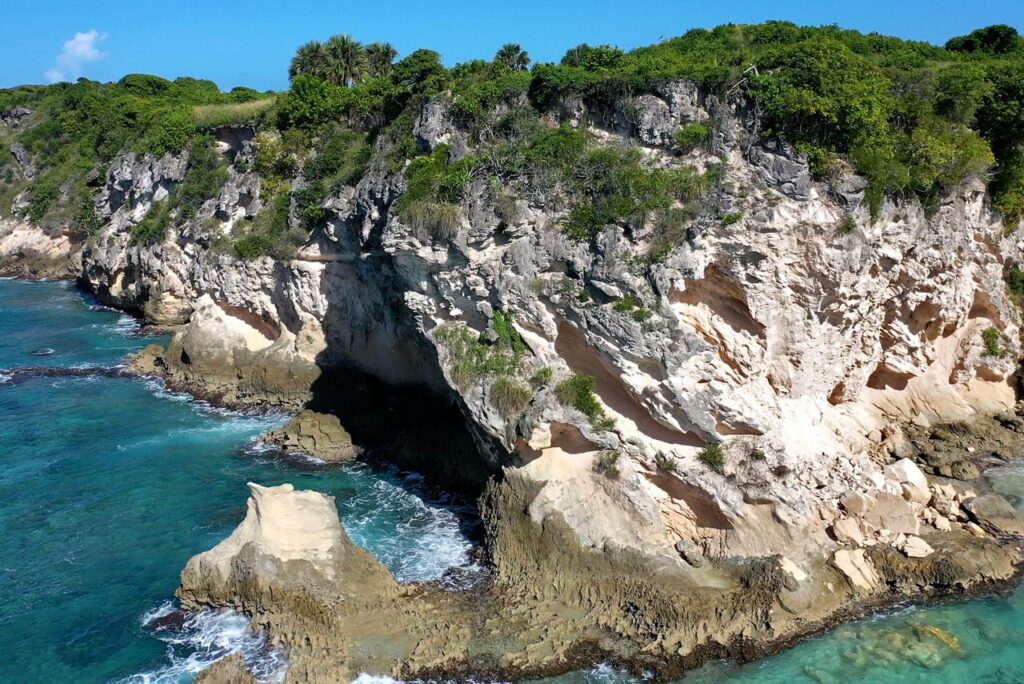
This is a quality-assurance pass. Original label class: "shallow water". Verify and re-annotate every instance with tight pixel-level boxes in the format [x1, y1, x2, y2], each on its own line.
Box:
[0, 280, 481, 683]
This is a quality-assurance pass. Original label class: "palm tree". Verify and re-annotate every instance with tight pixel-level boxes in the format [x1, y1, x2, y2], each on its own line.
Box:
[324, 34, 367, 86]
[289, 41, 329, 81]
[494, 43, 530, 71]
[365, 42, 399, 78]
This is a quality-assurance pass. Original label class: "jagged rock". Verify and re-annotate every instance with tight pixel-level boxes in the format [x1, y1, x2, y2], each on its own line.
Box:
[261, 410, 358, 462]
[674, 539, 705, 567]
[194, 653, 255, 684]
[840, 492, 874, 516]
[832, 515, 872, 545]
[746, 139, 812, 199]
[9, 142, 35, 180]
[963, 494, 1024, 537]
[884, 458, 931, 504]
[950, 460, 981, 480]
[832, 549, 880, 592]
[178, 482, 398, 611]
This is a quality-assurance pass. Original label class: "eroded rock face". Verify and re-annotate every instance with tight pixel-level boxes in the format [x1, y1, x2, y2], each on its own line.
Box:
[7, 78, 1024, 679]
[0, 220, 72, 277]
[178, 482, 398, 613]
[260, 410, 358, 462]
[176, 476, 1022, 681]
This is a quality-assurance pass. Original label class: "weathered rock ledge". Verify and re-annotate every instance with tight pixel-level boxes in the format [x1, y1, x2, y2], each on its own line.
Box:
[180, 464, 1023, 682]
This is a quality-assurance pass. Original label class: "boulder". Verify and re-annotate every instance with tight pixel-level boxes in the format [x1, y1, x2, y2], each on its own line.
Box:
[674, 539, 705, 567]
[949, 460, 981, 481]
[840, 492, 874, 516]
[897, 535, 935, 558]
[832, 516, 872, 545]
[863, 492, 919, 536]
[963, 494, 1024, 537]
[832, 549, 881, 592]
[884, 458, 931, 504]
[178, 483, 398, 611]
[260, 410, 358, 463]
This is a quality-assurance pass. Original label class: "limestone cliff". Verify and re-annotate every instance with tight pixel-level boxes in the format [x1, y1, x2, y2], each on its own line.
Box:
[4, 80, 1024, 678]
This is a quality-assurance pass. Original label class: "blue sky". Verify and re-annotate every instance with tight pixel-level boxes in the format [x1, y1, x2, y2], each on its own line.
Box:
[1, 0, 1022, 92]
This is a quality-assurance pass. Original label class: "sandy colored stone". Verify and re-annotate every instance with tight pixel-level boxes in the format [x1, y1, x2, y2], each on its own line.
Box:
[884, 459, 931, 505]
[898, 535, 935, 558]
[833, 549, 881, 592]
[863, 493, 919, 536]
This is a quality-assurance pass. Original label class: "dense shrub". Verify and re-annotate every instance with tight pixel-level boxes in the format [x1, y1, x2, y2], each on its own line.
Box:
[555, 373, 613, 429]
[699, 443, 725, 473]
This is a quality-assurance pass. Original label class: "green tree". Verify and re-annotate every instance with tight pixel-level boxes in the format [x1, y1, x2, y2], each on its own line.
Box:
[365, 42, 398, 78]
[560, 44, 624, 70]
[324, 34, 367, 86]
[494, 43, 530, 71]
[946, 25, 1022, 55]
[289, 41, 329, 81]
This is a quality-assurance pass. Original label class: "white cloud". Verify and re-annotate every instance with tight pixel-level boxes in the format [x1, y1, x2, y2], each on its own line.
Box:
[44, 30, 109, 83]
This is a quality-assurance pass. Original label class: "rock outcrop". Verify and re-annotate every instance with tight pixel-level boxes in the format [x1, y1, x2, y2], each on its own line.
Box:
[6, 80, 1024, 679]
[259, 410, 358, 462]
[175, 478, 1022, 681]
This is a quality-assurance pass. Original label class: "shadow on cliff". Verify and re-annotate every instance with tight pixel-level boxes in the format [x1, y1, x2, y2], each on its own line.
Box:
[305, 252, 504, 496]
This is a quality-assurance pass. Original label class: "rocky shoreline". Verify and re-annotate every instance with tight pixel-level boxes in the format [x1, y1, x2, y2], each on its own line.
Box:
[6, 71, 1024, 680]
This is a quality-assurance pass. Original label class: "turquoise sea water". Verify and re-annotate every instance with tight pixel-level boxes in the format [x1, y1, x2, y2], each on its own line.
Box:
[0, 279, 481, 683]
[3, 278, 1024, 683]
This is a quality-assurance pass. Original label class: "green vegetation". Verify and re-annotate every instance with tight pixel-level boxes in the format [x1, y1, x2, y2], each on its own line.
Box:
[8, 19, 1024, 261]
[699, 443, 726, 473]
[531, 366, 554, 385]
[674, 122, 710, 151]
[981, 326, 1007, 357]
[655, 451, 678, 473]
[612, 295, 654, 322]
[0, 75, 272, 230]
[1007, 266, 1024, 304]
[434, 310, 526, 389]
[489, 377, 532, 417]
[594, 450, 622, 479]
[193, 98, 277, 127]
[393, 144, 474, 240]
[554, 373, 614, 430]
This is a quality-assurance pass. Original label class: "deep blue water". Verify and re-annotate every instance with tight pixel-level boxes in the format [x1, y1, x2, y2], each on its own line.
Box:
[0, 279, 480, 683]
[3, 278, 1024, 683]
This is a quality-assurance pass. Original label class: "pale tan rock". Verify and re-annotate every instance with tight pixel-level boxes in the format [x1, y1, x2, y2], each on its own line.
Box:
[884, 458, 931, 505]
[840, 492, 874, 517]
[833, 549, 881, 592]
[898, 535, 935, 558]
[779, 556, 808, 585]
[832, 516, 872, 545]
[863, 493, 919, 536]
[966, 522, 987, 537]
[934, 515, 952, 532]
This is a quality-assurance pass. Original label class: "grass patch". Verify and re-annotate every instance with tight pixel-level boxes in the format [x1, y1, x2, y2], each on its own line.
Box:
[555, 372, 614, 430]
[434, 310, 525, 389]
[699, 443, 725, 473]
[402, 201, 461, 239]
[193, 98, 277, 127]
[981, 326, 1007, 357]
[489, 377, 532, 417]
